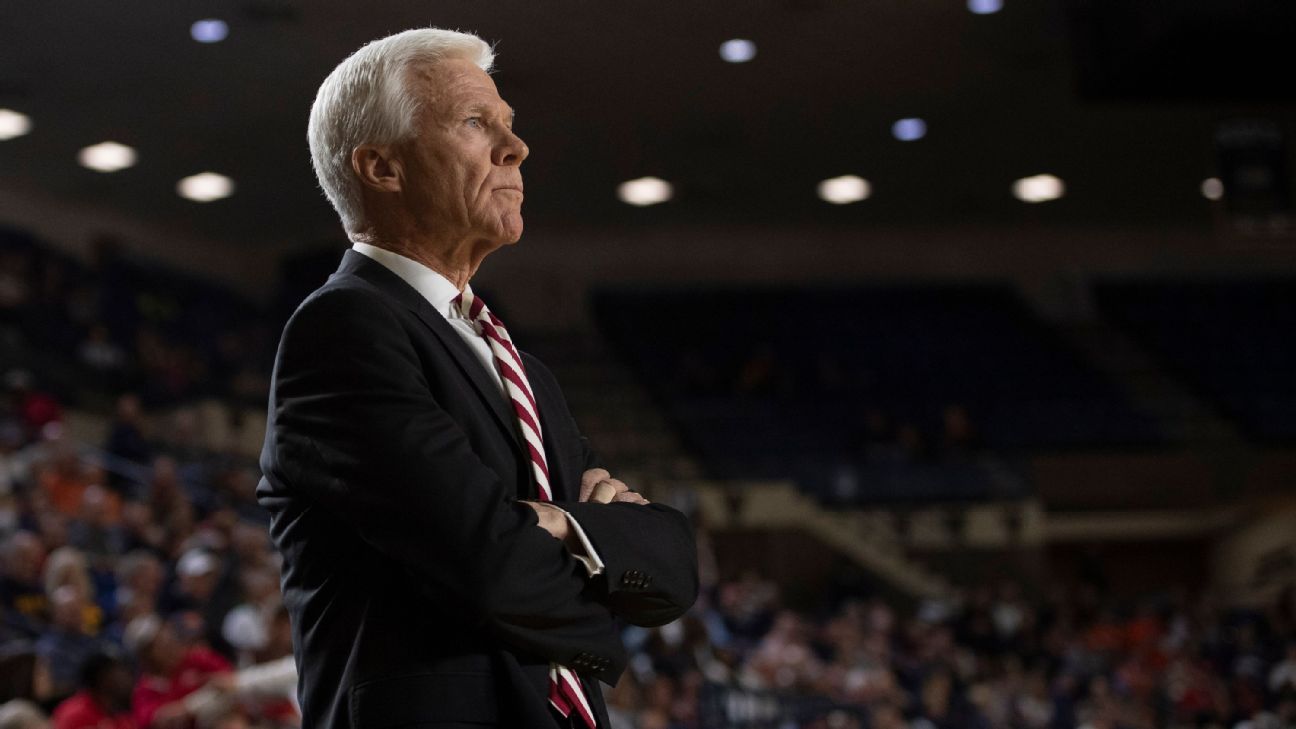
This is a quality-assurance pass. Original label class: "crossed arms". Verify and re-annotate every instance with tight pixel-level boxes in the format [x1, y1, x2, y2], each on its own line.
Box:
[263, 285, 698, 684]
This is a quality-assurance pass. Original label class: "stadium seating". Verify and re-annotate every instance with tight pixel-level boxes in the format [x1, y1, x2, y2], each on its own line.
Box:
[1095, 277, 1296, 443]
[593, 284, 1164, 502]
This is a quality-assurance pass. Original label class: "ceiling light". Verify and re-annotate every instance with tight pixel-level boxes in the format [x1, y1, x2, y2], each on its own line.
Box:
[719, 39, 757, 63]
[177, 172, 235, 202]
[191, 19, 229, 43]
[1201, 177, 1224, 201]
[1012, 174, 1064, 202]
[892, 118, 927, 142]
[0, 109, 32, 140]
[78, 142, 137, 173]
[968, 0, 1003, 14]
[617, 177, 673, 206]
[818, 175, 871, 204]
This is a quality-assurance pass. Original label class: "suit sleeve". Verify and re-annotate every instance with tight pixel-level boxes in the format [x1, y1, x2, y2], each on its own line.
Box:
[263, 285, 625, 682]
[522, 359, 700, 627]
[556, 501, 699, 627]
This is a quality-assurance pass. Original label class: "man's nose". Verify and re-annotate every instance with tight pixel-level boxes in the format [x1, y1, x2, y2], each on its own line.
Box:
[495, 129, 529, 166]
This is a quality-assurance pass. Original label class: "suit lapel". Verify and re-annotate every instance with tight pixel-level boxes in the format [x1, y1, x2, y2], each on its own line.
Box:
[332, 250, 525, 460]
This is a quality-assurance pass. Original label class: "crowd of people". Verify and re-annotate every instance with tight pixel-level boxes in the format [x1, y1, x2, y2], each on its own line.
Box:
[6, 370, 1295, 729]
[610, 567, 1296, 729]
[4, 231, 1295, 729]
[0, 383, 295, 728]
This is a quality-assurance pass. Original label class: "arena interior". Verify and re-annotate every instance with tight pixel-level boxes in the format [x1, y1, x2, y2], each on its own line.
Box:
[1, 2, 1295, 728]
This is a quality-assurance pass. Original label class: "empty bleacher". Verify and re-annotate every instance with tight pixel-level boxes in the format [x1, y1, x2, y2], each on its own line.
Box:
[1094, 277, 1296, 443]
[593, 283, 1164, 504]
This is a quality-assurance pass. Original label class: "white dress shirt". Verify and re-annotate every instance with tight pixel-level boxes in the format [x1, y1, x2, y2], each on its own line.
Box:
[350, 242, 605, 578]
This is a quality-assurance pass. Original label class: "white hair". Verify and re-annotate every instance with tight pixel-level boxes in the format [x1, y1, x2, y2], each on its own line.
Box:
[0, 700, 47, 729]
[308, 28, 495, 235]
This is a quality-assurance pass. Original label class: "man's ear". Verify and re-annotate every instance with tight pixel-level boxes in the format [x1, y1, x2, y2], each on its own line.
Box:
[351, 144, 403, 193]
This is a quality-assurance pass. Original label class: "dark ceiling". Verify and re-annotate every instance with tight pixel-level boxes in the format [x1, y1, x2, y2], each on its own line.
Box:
[1, 0, 1293, 251]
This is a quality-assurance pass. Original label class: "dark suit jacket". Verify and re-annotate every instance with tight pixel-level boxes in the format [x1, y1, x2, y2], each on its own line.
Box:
[257, 250, 699, 728]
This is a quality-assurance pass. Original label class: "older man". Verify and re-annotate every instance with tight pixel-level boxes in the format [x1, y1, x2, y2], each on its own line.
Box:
[257, 28, 699, 729]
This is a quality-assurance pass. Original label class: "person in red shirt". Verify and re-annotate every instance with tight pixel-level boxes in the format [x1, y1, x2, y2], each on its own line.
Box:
[52, 651, 136, 729]
[123, 615, 234, 729]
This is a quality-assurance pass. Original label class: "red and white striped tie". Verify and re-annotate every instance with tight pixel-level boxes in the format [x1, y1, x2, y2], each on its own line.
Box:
[453, 287, 597, 729]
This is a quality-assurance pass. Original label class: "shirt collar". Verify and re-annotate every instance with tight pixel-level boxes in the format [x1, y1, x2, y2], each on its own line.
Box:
[349, 241, 464, 319]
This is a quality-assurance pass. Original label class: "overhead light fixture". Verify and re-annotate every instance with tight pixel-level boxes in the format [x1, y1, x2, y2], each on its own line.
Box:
[892, 118, 927, 142]
[818, 175, 871, 204]
[719, 39, 757, 63]
[0, 109, 32, 140]
[968, 0, 1003, 14]
[191, 19, 229, 43]
[617, 177, 673, 206]
[177, 172, 235, 202]
[1012, 174, 1064, 203]
[78, 142, 137, 173]
[1200, 177, 1224, 201]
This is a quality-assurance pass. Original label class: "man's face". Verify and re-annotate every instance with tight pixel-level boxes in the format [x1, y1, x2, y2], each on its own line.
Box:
[396, 58, 528, 246]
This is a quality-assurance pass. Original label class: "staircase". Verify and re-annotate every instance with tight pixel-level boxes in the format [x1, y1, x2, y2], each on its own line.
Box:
[1056, 322, 1245, 444]
[693, 481, 954, 599]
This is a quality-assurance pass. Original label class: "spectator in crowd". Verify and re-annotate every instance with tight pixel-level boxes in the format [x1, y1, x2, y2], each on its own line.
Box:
[0, 699, 49, 729]
[123, 615, 232, 729]
[77, 326, 127, 382]
[66, 487, 124, 576]
[0, 646, 54, 711]
[4, 372, 60, 445]
[49, 651, 133, 729]
[103, 396, 150, 498]
[142, 460, 193, 559]
[34, 587, 104, 700]
[220, 569, 279, 669]
[33, 439, 99, 521]
[40, 550, 99, 637]
[0, 535, 46, 638]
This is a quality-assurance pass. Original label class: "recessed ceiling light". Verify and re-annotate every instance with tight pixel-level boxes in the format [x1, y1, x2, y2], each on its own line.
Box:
[0, 109, 32, 141]
[191, 19, 229, 43]
[968, 0, 1003, 14]
[78, 142, 137, 173]
[1201, 177, 1224, 201]
[818, 175, 871, 204]
[719, 39, 757, 63]
[892, 118, 927, 142]
[1012, 174, 1064, 203]
[617, 177, 673, 206]
[177, 172, 235, 202]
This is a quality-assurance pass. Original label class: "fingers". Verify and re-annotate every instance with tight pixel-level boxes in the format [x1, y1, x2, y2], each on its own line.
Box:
[589, 478, 626, 504]
[611, 490, 650, 505]
[580, 469, 650, 505]
[580, 468, 611, 502]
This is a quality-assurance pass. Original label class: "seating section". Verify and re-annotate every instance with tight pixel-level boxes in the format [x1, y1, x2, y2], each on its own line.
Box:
[1094, 277, 1296, 442]
[594, 284, 1163, 502]
[0, 225, 272, 409]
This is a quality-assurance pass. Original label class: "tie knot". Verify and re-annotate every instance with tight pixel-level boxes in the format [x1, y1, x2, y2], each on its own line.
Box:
[453, 287, 488, 323]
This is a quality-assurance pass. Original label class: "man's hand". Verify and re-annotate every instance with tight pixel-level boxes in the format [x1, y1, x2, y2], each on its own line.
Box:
[520, 500, 571, 542]
[579, 468, 650, 505]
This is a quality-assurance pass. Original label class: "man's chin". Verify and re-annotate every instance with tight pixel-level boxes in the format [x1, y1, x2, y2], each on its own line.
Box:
[499, 213, 524, 244]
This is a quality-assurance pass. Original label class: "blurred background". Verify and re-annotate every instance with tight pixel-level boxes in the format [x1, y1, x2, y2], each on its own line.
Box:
[1, 1, 1295, 728]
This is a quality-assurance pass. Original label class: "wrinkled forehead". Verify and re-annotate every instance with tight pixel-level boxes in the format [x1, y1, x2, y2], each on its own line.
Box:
[406, 58, 506, 116]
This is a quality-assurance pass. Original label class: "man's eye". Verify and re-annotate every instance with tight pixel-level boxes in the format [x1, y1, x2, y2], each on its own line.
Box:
[466, 117, 483, 128]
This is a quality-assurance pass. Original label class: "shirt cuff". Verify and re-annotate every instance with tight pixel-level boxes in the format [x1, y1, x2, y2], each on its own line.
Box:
[552, 507, 605, 578]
